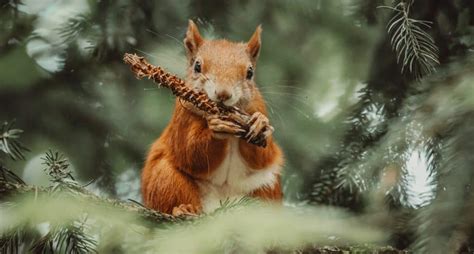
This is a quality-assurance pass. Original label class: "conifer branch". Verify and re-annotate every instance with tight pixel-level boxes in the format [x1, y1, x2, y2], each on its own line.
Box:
[0, 165, 25, 185]
[382, 0, 439, 78]
[0, 227, 25, 254]
[0, 180, 179, 225]
[0, 121, 29, 161]
[123, 53, 268, 147]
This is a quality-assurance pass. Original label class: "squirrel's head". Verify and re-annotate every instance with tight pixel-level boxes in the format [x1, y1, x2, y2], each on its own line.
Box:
[183, 20, 261, 107]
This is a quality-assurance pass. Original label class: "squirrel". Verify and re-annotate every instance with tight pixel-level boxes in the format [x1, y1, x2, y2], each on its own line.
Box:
[141, 20, 284, 216]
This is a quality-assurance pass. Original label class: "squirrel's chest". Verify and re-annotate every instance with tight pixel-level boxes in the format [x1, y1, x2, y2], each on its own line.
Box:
[209, 139, 248, 186]
[198, 139, 278, 213]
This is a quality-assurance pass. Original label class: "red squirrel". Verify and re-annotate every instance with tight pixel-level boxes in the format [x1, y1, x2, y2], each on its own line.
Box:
[141, 20, 284, 216]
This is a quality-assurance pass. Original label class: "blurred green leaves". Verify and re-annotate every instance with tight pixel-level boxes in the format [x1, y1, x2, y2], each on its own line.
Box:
[0, 46, 45, 89]
[0, 194, 386, 253]
[0, 0, 382, 197]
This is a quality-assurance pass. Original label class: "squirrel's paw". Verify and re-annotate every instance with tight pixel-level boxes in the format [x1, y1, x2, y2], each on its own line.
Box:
[245, 112, 274, 141]
[172, 204, 200, 217]
[207, 114, 245, 139]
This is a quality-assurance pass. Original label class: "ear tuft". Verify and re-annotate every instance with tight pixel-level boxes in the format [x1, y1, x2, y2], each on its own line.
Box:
[184, 20, 203, 58]
[247, 25, 262, 62]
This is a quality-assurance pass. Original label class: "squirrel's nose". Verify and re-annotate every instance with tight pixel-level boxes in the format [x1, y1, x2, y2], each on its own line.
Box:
[216, 90, 232, 102]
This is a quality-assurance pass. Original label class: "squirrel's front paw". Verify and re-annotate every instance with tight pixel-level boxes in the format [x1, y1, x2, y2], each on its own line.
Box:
[172, 204, 200, 217]
[245, 112, 274, 141]
[206, 114, 245, 139]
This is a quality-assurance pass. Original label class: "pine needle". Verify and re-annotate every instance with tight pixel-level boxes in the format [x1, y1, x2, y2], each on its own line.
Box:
[381, 0, 439, 79]
[0, 121, 29, 161]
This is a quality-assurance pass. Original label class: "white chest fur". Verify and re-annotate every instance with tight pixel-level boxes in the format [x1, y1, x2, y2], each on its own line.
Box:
[198, 139, 280, 213]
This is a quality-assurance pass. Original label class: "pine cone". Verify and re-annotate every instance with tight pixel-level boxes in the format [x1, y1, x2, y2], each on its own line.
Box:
[123, 53, 268, 147]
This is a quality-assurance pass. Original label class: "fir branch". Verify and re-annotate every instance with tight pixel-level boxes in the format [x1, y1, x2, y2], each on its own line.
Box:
[30, 230, 55, 254]
[57, 14, 92, 44]
[29, 217, 97, 254]
[0, 227, 24, 254]
[0, 165, 25, 185]
[382, 0, 439, 79]
[41, 150, 75, 184]
[411, 115, 474, 253]
[0, 121, 29, 161]
[211, 196, 257, 215]
[0, 180, 179, 225]
[55, 218, 97, 254]
[123, 53, 269, 147]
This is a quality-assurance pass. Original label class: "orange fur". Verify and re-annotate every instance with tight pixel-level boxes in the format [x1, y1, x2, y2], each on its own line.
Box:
[141, 21, 284, 214]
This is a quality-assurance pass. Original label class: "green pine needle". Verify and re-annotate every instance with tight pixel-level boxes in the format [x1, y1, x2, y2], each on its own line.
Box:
[55, 219, 97, 254]
[381, 0, 439, 79]
[0, 121, 29, 161]
[211, 196, 258, 215]
[41, 150, 75, 183]
[0, 228, 24, 254]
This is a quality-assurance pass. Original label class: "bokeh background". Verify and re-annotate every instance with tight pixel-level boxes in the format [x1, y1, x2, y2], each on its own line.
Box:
[2, 0, 474, 252]
[0, 0, 377, 200]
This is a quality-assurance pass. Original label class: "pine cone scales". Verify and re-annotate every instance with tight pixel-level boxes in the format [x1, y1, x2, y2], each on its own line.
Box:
[123, 53, 267, 147]
[123, 53, 220, 115]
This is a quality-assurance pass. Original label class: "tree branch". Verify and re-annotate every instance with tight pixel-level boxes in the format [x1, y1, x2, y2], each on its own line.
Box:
[0, 180, 180, 225]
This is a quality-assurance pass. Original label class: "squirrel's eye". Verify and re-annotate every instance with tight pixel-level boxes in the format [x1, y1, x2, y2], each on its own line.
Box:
[194, 61, 201, 73]
[246, 66, 254, 80]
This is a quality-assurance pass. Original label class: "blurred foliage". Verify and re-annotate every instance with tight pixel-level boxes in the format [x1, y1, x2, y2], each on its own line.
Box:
[0, 0, 382, 198]
[2, 0, 474, 253]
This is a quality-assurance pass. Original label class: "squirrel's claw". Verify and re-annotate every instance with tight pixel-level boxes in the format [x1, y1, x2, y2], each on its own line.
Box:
[207, 115, 244, 139]
[245, 112, 273, 142]
[172, 204, 200, 217]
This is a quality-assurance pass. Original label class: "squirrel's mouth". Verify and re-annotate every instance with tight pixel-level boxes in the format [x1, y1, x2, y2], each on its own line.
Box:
[205, 91, 240, 107]
[197, 81, 243, 107]
[222, 97, 239, 107]
[214, 94, 241, 107]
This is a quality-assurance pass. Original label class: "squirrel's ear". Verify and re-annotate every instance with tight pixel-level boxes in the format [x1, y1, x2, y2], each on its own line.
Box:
[247, 25, 262, 62]
[184, 20, 203, 58]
